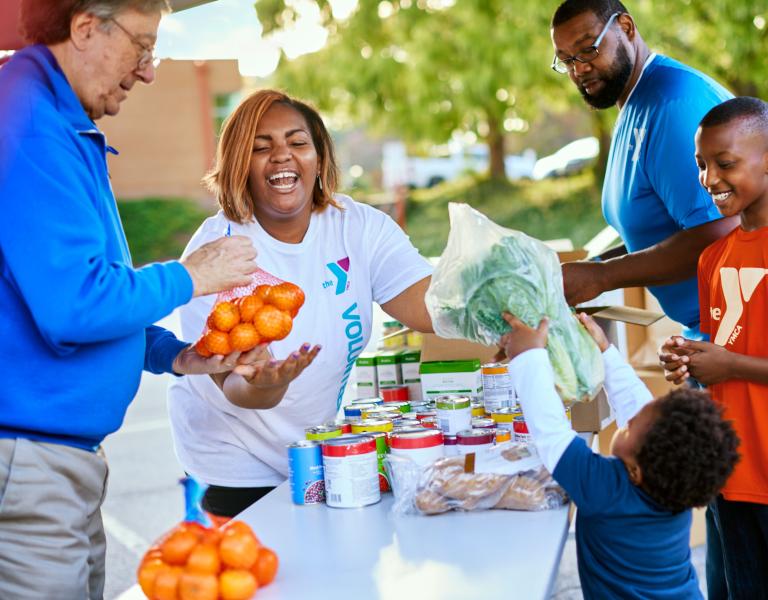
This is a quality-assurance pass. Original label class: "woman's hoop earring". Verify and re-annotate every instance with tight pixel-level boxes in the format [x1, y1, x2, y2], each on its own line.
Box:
[317, 174, 323, 191]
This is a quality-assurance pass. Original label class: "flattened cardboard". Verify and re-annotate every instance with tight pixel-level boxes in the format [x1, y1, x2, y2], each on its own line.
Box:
[576, 305, 664, 327]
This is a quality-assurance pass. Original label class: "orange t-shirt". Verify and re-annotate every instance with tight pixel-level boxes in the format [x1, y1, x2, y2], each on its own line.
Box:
[699, 226, 768, 504]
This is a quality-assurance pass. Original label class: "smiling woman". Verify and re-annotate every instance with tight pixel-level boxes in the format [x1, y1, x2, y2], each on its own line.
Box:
[168, 89, 435, 517]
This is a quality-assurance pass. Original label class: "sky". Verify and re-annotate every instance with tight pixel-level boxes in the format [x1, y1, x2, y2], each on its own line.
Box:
[157, 0, 358, 77]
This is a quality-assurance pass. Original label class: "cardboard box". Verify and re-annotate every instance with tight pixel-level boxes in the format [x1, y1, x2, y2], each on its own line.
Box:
[419, 359, 482, 402]
[354, 353, 378, 398]
[375, 351, 402, 389]
[399, 349, 422, 403]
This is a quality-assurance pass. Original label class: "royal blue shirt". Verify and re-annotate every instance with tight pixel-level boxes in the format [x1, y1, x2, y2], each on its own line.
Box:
[0, 45, 193, 450]
[602, 54, 731, 337]
[554, 437, 701, 599]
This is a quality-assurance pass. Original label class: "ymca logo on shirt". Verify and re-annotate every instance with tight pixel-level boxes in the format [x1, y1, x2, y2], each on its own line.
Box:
[323, 257, 351, 295]
[629, 127, 645, 163]
[711, 267, 768, 346]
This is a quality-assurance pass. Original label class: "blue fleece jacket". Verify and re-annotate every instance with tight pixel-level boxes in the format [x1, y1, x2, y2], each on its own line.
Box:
[0, 45, 194, 450]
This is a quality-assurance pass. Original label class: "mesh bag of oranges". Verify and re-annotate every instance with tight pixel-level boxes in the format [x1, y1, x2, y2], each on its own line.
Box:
[137, 478, 279, 600]
[194, 268, 305, 357]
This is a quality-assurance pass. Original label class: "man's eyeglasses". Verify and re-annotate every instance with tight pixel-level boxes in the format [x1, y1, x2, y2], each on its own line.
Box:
[551, 12, 621, 74]
[108, 17, 158, 70]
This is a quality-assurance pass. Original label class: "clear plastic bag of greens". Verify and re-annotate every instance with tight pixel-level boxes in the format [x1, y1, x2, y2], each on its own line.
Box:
[425, 203, 604, 403]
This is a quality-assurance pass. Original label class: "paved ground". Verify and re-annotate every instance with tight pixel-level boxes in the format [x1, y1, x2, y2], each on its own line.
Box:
[102, 312, 709, 599]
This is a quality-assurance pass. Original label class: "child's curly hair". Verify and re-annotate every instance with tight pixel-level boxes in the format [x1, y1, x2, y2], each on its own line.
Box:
[637, 388, 739, 513]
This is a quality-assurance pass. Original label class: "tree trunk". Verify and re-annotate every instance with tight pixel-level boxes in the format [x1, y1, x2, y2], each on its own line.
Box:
[486, 115, 506, 180]
[590, 110, 614, 187]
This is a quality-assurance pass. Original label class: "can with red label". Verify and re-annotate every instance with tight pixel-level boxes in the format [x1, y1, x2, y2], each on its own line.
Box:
[420, 416, 439, 429]
[389, 429, 444, 466]
[381, 385, 409, 402]
[471, 417, 496, 430]
[326, 419, 354, 434]
[513, 416, 531, 444]
[322, 435, 380, 508]
[443, 434, 459, 456]
[456, 429, 494, 456]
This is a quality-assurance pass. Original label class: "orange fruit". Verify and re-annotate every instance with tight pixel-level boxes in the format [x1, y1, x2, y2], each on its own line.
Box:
[161, 529, 199, 566]
[253, 306, 292, 342]
[186, 543, 221, 575]
[220, 521, 259, 543]
[153, 565, 184, 600]
[268, 282, 305, 313]
[235, 295, 263, 322]
[137, 557, 165, 597]
[252, 547, 279, 587]
[219, 529, 260, 570]
[179, 571, 219, 600]
[203, 330, 232, 356]
[253, 285, 272, 303]
[211, 302, 240, 332]
[194, 337, 213, 358]
[200, 526, 223, 547]
[229, 323, 261, 353]
[219, 569, 258, 600]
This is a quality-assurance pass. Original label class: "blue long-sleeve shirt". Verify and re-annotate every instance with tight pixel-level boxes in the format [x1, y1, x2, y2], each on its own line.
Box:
[0, 45, 193, 450]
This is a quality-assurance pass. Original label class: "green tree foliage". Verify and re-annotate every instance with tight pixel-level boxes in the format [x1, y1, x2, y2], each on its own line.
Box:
[257, 0, 557, 180]
[255, 1, 767, 181]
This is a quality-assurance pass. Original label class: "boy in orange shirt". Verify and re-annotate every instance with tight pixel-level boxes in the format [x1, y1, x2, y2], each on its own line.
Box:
[660, 96, 768, 598]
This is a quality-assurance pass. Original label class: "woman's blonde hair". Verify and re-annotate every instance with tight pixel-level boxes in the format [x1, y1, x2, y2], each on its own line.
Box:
[204, 90, 340, 223]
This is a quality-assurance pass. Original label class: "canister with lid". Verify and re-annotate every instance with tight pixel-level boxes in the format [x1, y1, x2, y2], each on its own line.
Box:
[435, 395, 472, 435]
[389, 429, 444, 466]
[322, 435, 380, 508]
[456, 429, 494, 456]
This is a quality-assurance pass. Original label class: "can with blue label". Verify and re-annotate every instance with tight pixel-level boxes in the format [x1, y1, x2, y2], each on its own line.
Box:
[287, 440, 325, 505]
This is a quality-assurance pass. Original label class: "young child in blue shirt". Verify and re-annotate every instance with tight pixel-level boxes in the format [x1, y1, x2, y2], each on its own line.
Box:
[498, 312, 739, 600]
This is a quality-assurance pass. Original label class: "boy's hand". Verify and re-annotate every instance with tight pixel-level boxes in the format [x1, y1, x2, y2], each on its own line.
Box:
[576, 312, 610, 352]
[659, 336, 698, 384]
[670, 339, 732, 386]
[496, 312, 548, 361]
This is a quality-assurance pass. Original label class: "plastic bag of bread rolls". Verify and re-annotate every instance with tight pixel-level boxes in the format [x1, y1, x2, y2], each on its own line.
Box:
[385, 444, 568, 515]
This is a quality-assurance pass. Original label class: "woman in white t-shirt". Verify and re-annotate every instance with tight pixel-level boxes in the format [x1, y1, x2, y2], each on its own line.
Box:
[168, 90, 433, 517]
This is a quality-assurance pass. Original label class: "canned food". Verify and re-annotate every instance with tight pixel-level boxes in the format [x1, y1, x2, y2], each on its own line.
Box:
[482, 362, 515, 413]
[513, 416, 531, 444]
[380, 386, 409, 402]
[495, 428, 512, 444]
[435, 395, 472, 435]
[456, 429, 494, 456]
[369, 431, 391, 492]
[443, 434, 459, 456]
[351, 418, 394, 434]
[491, 407, 523, 431]
[327, 419, 355, 434]
[471, 417, 496, 429]
[287, 440, 325, 505]
[389, 430, 444, 466]
[351, 396, 384, 405]
[471, 401, 486, 418]
[385, 401, 412, 414]
[420, 416, 439, 429]
[362, 406, 402, 421]
[305, 425, 342, 441]
[414, 410, 437, 421]
[409, 401, 430, 413]
[344, 402, 379, 421]
[322, 435, 380, 508]
[396, 418, 422, 428]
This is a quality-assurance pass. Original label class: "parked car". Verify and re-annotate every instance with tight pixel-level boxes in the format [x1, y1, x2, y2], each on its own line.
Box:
[532, 136, 599, 180]
[382, 141, 536, 189]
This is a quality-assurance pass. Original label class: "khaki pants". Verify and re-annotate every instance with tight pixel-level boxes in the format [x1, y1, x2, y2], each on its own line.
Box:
[0, 438, 109, 600]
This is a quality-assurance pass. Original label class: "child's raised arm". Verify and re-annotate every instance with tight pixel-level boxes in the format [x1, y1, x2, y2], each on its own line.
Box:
[577, 313, 653, 427]
[499, 313, 576, 473]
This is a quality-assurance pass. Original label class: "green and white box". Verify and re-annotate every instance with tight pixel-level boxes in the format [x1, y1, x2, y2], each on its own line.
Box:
[399, 349, 422, 402]
[376, 351, 402, 389]
[419, 359, 482, 402]
[355, 353, 378, 398]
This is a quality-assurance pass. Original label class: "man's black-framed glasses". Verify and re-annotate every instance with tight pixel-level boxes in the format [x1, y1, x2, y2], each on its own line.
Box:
[551, 12, 621, 74]
[108, 17, 158, 70]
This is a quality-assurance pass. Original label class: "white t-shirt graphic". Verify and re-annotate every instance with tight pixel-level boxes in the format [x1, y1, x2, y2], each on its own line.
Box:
[168, 195, 432, 486]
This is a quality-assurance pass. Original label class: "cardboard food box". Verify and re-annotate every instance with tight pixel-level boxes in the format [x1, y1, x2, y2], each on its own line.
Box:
[398, 349, 423, 403]
[418, 358, 482, 402]
[354, 353, 378, 398]
[375, 350, 402, 389]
